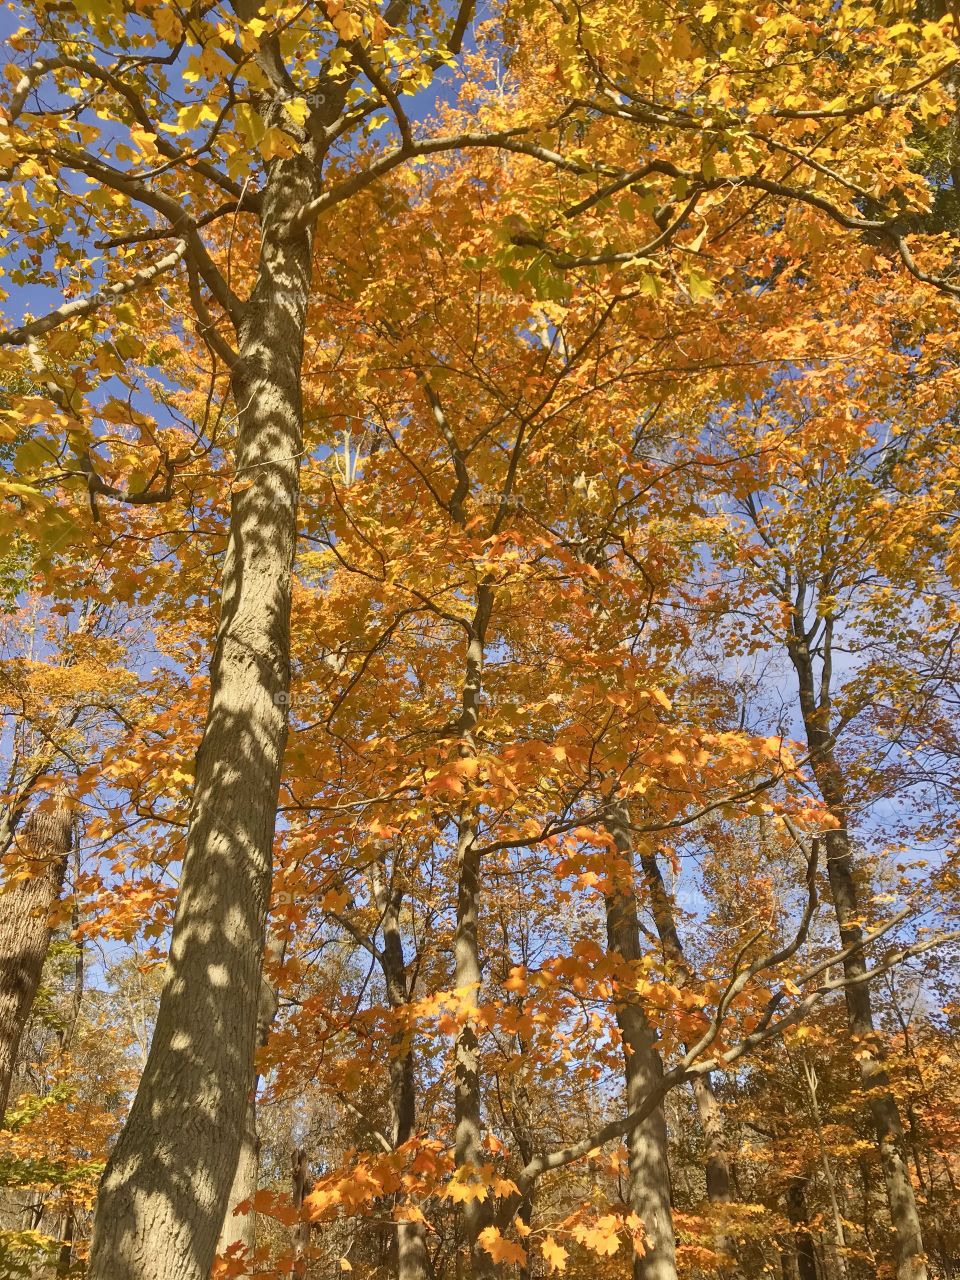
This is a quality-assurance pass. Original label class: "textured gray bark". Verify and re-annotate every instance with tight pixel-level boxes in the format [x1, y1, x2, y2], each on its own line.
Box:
[86, 142, 317, 1280]
[0, 789, 73, 1121]
[372, 862, 433, 1280]
[291, 1148, 312, 1275]
[453, 585, 495, 1279]
[639, 848, 735, 1209]
[396, 1217, 433, 1280]
[215, 977, 279, 1262]
[784, 1177, 818, 1280]
[787, 618, 927, 1280]
[604, 802, 678, 1280]
[216, 1093, 259, 1259]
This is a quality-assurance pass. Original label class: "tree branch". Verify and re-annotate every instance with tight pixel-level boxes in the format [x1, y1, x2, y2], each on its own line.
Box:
[0, 242, 187, 348]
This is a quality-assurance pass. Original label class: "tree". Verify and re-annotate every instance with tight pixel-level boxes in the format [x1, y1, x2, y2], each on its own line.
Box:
[709, 285, 960, 1279]
[0, 787, 74, 1123]
[0, 3, 580, 1275]
[0, 596, 139, 1126]
[240, 131, 958, 1277]
[3, 1, 960, 1276]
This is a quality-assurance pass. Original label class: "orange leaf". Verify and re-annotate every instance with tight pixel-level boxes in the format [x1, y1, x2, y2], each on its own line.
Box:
[478, 1226, 527, 1266]
[542, 1235, 569, 1273]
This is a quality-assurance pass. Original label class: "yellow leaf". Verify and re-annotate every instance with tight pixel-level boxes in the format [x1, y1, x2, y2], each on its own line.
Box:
[129, 125, 161, 159]
[478, 1226, 527, 1267]
[153, 4, 182, 41]
[452, 1182, 486, 1203]
[393, 1203, 427, 1225]
[322, 887, 351, 913]
[445, 1179, 488, 1204]
[671, 23, 694, 58]
[573, 1215, 621, 1256]
[0, 482, 46, 507]
[492, 1176, 519, 1197]
[234, 102, 266, 146]
[247, 1188, 298, 1227]
[332, 9, 362, 40]
[504, 965, 528, 994]
[283, 97, 310, 129]
[258, 127, 298, 161]
[542, 1235, 569, 1273]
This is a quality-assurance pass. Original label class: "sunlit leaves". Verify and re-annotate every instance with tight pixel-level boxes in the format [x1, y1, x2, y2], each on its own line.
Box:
[477, 1226, 527, 1266]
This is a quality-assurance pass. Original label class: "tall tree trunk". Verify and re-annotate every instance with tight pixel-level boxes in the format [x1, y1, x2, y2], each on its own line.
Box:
[639, 847, 736, 1208]
[575, 540, 676, 1278]
[802, 1058, 848, 1280]
[0, 787, 73, 1121]
[495, 1026, 536, 1280]
[216, 1094, 259, 1263]
[604, 802, 678, 1280]
[785, 1177, 819, 1280]
[291, 1149, 312, 1277]
[781, 1241, 801, 1280]
[786, 615, 927, 1280]
[373, 860, 433, 1280]
[87, 146, 317, 1280]
[215, 974, 279, 1266]
[57, 856, 84, 1057]
[56, 1204, 75, 1277]
[453, 585, 495, 1279]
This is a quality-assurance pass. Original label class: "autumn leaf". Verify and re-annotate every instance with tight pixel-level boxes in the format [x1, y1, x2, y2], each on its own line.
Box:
[444, 1180, 488, 1204]
[573, 1215, 621, 1256]
[246, 1189, 298, 1227]
[478, 1226, 527, 1266]
[542, 1235, 569, 1273]
[258, 127, 298, 161]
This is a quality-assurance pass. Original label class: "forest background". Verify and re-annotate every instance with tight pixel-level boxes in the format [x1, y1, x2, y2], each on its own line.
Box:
[0, 1, 959, 1279]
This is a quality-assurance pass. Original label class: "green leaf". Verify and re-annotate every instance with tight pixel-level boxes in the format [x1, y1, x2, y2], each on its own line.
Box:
[687, 271, 715, 303]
